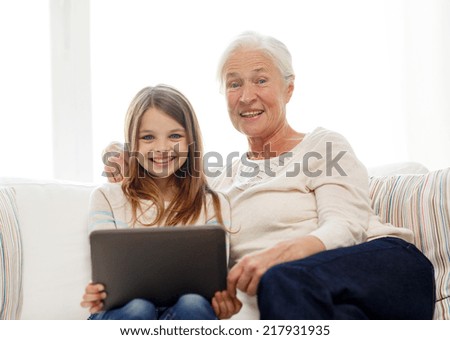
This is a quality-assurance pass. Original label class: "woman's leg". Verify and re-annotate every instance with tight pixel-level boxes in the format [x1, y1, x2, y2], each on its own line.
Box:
[257, 237, 435, 320]
[159, 294, 217, 320]
[89, 298, 157, 320]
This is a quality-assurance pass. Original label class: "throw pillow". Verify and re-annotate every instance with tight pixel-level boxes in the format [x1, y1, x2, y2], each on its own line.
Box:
[369, 168, 450, 320]
[0, 187, 23, 319]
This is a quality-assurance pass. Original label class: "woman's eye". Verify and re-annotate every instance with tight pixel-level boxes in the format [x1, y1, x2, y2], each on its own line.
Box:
[228, 81, 240, 89]
[257, 78, 267, 85]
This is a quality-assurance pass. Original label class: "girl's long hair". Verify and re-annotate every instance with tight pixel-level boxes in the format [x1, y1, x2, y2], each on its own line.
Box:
[122, 84, 224, 227]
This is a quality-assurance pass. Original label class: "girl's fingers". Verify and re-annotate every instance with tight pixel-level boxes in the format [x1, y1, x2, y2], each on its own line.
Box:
[221, 293, 235, 317]
[85, 283, 104, 294]
[214, 291, 229, 319]
[232, 296, 243, 313]
[211, 297, 220, 317]
[89, 302, 104, 314]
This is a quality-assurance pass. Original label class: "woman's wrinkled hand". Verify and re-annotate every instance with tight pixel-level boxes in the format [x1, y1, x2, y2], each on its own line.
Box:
[227, 235, 326, 297]
[226, 249, 276, 297]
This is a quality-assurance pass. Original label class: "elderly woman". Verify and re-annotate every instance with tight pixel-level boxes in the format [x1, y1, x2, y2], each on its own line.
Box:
[102, 32, 435, 320]
[210, 31, 435, 320]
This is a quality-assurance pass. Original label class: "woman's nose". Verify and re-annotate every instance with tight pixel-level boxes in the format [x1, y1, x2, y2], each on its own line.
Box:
[240, 84, 256, 104]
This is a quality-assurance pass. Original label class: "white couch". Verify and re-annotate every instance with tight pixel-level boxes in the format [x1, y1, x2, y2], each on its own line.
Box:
[1, 162, 449, 320]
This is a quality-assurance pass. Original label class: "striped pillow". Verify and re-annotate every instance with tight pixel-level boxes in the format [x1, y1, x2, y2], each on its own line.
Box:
[369, 168, 450, 320]
[0, 187, 23, 319]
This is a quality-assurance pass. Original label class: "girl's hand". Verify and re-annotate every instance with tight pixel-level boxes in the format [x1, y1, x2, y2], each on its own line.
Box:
[211, 290, 242, 319]
[80, 283, 107, 314]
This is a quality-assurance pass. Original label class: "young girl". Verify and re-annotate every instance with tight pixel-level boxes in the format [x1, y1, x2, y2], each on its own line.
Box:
[80, 84, 241, 320]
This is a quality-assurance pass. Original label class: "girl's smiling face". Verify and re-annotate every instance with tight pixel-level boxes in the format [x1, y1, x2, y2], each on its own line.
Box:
[137, 107, 188, 182]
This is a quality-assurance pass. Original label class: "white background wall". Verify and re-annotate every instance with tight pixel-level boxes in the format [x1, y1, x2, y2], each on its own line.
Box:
[1, 0, 449, 183]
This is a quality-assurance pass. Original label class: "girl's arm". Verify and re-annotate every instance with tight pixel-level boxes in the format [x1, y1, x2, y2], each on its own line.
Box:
[88, 186, 119, 232]
[206, 193, 239, 318]
[81, 186, 117, 313]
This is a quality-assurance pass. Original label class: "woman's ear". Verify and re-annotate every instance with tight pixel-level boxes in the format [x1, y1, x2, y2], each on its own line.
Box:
[285, 79, 295, 103]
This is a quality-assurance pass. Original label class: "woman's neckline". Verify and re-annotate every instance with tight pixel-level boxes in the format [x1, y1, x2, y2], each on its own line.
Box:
[246, 131, 310, 162]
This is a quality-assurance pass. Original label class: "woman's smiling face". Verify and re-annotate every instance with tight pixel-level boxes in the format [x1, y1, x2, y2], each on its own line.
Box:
[223, 48, 294, 142]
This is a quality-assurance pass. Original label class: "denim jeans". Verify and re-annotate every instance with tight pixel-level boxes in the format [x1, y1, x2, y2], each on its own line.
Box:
[89, 293, 217, 320]
[258, 237, 435, 319]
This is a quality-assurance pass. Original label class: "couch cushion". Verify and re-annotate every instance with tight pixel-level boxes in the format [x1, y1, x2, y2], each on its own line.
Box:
[5, 180, 96, 319]
[369, 168, 450, 320]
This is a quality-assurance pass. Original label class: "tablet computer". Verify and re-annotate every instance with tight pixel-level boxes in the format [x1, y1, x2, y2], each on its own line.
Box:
[89, 225, 227, 311]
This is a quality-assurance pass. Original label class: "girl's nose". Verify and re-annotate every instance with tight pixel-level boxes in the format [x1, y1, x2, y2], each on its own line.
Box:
[152, 140, 171, 153]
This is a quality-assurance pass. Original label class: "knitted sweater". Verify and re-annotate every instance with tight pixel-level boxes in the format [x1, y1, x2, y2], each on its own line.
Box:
[88, 183, 231, 232]
[210, 127, 413, 267]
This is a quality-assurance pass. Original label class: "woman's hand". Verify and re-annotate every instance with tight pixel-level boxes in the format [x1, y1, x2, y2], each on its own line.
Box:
[227, 248, 279, 297]
[227, 235, 326, 297]
[211, 290, 242, 319]
[102, 142, 126, 183]
[80, 283, 107, 314]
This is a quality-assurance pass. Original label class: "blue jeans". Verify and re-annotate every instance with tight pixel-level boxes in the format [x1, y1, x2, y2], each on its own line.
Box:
[258, 237, 435, 319]
[89, 294, 217, 320]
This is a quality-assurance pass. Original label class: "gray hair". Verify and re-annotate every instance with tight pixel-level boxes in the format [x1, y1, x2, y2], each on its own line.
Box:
[217, 31, 295, 91]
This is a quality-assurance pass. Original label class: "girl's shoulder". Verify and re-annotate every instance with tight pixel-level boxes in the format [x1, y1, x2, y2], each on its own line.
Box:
[92, 182, 123, 194]
[206, 190, 230, 207]
[203, 190, 231, 228]
[90, 182, 126, 204]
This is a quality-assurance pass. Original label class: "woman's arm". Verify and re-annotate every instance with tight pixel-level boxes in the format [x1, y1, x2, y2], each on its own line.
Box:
[227, 129, 371, 297]
[102, 142, 126, 183]
[305, 129, 371, 249]
[227, 235, 325, 297]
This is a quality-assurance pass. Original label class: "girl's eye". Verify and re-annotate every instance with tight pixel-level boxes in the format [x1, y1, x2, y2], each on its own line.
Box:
[141, 135, 154, 141]
[169, 133, 182, 139]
